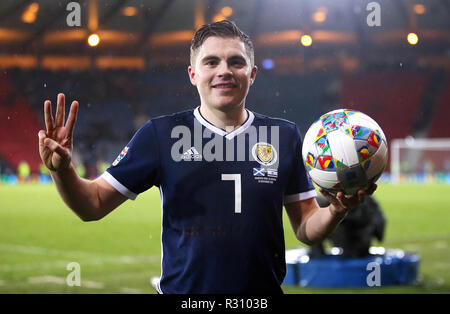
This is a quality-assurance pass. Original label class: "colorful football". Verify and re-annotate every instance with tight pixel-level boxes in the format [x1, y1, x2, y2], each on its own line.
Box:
[302, 109, 388, 195]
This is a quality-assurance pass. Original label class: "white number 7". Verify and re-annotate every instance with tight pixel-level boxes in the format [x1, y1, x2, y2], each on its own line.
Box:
[221, 174, 241, 213]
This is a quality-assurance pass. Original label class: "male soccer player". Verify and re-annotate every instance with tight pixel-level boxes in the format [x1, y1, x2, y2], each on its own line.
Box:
[38, 20, 376, 294]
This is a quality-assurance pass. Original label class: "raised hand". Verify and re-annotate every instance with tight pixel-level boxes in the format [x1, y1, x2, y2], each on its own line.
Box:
[38, 93, 79, 172]
[320, 183, 378, 217]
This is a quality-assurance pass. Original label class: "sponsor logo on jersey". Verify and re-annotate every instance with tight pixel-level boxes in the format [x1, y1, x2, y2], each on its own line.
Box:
[181, 147, 202, 161]
[112, 146, 129, 166]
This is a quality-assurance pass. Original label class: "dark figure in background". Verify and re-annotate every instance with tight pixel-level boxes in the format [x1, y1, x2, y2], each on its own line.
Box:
[309, 194, 386, 258]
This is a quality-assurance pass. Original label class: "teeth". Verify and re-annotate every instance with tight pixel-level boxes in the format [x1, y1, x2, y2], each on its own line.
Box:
[214, 84, 234, 88]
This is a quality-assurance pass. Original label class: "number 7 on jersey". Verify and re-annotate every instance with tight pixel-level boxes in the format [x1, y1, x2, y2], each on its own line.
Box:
[221, 174, 242, 213]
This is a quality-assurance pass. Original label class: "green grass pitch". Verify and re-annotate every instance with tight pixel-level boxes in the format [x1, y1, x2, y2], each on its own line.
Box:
[0, 182, 449, 293]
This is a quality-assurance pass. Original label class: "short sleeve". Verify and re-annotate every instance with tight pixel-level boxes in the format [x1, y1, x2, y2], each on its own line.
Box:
[101, 120, 160, 200]
[283, 124, 316, 204]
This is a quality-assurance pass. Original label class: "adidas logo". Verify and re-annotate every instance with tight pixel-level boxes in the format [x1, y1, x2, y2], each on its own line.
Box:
[181, 147, 202, 161]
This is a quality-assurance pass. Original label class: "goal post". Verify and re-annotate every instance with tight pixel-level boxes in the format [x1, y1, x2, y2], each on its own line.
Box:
[390, 137, 450, 183]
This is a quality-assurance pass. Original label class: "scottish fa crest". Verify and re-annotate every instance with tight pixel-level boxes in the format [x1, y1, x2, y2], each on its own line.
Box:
[252, 142, 277, 166]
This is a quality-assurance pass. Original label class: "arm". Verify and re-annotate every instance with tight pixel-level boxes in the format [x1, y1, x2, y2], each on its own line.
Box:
[285, 197, 344, 246]
[38, 93, 127, 221]
[285, 186, 377, 245]
[49, 164, 127, 221]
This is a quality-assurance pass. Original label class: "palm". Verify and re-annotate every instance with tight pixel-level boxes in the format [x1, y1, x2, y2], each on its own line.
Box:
[39, 94, 78, 172]
[45, 126, 72, 169]
[320, 183, 377, 215]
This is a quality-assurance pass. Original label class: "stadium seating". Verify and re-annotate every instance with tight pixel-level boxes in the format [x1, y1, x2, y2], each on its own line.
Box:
[1, 68, 445, 175]
[1, 70, 140, 173]
[427, 75, 450, 138]
[0, 73, 44, 173]
[340, 71, 431, 141]
[247, 72, 329, 134]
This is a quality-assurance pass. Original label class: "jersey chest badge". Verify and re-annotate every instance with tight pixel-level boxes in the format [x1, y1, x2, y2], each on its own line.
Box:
[252, 142, 278, 166]
[251, 142, 279, 184]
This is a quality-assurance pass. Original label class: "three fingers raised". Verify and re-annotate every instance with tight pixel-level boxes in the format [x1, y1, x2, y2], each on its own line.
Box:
[43, 93, 79, 136]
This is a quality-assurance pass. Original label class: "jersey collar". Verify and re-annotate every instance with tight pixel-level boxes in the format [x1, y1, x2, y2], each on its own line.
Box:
[193, 106, 255, 140]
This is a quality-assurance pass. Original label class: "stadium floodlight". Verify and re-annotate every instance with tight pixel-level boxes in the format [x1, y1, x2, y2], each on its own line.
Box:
[312, 7, 327, 23]
[122, 6, 138, 17]
[22, 3, 39, 24]
[390, 137, 450, 183]
[262, 59, 275, 70]
[407, 32, 419, 45]
[300, 35, 312, 47]
[220, 6, 233, 17]
[88, 34, 100, 47]
[413, 4, 426, 15]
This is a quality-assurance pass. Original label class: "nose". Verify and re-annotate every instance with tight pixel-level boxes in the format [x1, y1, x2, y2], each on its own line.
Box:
[217, 62, 233, 78]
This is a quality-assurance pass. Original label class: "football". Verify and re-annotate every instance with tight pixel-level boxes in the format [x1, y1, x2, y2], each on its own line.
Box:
[302, 109, 388, 195]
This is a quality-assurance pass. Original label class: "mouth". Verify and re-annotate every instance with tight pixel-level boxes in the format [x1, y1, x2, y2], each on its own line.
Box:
[211, 83, 238, 90]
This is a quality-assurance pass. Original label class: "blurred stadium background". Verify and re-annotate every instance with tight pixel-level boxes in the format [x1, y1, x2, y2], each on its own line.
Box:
[0, 0, 449, 293]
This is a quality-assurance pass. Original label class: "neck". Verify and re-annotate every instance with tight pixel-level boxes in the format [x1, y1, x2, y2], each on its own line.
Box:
[199, 105, 248, 131]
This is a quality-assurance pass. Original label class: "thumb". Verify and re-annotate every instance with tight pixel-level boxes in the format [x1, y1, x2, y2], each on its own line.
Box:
[319, 188, 338, 204]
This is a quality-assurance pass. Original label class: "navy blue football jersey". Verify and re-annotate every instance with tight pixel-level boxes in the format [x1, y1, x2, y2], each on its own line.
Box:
[102, 107, 316, 294]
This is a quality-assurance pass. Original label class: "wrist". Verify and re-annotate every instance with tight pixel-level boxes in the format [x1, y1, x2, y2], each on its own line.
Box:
[50, 162, 75, 177]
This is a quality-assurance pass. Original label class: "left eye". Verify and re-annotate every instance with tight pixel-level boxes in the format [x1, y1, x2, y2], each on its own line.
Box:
[231, 61, 245, 67]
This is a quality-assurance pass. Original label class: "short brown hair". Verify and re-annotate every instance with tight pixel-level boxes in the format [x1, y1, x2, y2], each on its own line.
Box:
[190, 20, 255, 66]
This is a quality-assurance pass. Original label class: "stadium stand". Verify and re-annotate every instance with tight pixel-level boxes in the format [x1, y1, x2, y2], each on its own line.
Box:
[427, 75, 450, 138]
[340, 71, 432, 141]
[247, 72, 330, 134]
[0, 72, 43, 173]
[4, 69, 141, 169]
[0, 68, 444, 175]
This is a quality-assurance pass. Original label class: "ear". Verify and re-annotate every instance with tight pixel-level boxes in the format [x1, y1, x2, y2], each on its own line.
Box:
[188, 66, 197, 86]
[250, 65, 258, 85]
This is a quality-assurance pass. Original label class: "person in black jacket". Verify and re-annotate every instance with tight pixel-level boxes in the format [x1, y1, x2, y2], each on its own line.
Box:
[310, 194, 385, 258]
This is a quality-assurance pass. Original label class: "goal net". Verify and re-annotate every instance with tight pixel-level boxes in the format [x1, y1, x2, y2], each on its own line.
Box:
[390, 137, 450, 183]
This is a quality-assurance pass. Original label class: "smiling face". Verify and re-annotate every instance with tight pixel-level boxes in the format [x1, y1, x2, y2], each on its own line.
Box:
[188, 36, 257, 112]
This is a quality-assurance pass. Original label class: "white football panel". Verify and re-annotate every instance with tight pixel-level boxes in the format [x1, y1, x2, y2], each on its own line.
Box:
[326, 109, 345, 116]
[309, 168, 339, 188]
[326, 130, 360, 166]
